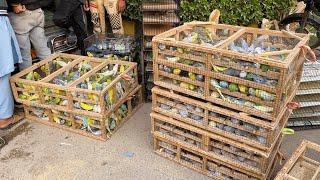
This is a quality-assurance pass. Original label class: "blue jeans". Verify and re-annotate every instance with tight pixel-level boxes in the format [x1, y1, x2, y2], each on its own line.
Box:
[9, 8, 51, 70]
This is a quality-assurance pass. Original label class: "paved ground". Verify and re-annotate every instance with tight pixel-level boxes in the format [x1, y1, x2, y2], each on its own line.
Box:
[0, 103, 320, 180]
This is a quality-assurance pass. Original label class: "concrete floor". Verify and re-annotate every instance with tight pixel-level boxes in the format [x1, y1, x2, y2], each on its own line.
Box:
[0, 103, 320, 180]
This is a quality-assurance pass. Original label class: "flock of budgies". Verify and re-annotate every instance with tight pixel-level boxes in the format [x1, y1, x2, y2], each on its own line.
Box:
[153, 25, 302, 175]
[156, 26, 288, 114]
[87, 51, 131, 61]
[75, 63, 128, 113]
[180, 26, 227, 47]
[180, 26, 296, 58]
[159, 55, 205, 94]
[51, 60, 93, 86]
[158, 103, 263, 168]
[17, 57, 73, 101]
[159, 55, 276, 113]
[212, 56, 279, 86]
[210, 78, 275, 113]
[29, 103, 129, 136]
[158, 138, 257, 178]
[156, 140, 255, 176]
[89, 35, 135, 54]
[211, 139, 261, 167]
[230, 36, 281, 56]
[17, 55, 134, 136]
[159, 101, 267, 146]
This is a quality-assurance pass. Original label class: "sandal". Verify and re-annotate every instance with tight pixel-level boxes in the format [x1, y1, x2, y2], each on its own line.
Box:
[0, 111, 24, 130]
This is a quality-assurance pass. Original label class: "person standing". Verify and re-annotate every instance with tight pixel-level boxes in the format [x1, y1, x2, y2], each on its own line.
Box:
[7, 0, 51, 70]
[0, 0, 23, 128]
[53, 0, 90, 55]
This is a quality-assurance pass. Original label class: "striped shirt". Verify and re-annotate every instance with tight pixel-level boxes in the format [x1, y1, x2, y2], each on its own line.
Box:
[0, 10, 8, 15]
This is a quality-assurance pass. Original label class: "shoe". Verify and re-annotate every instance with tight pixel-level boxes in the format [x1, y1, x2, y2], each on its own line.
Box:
[14, 102, 23, 109]
[0, 118, 12, 129]
[0, 111, 24, 130]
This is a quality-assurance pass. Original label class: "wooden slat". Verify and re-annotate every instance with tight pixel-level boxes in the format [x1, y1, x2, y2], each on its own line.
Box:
[40, 57, 83, 82]
[67, 60, 109, 87]
[159, 71, 205, 87]
[284, 174, 300, 180]
[209, 86, 275, 107]
[153, 132, 266, 179]
[311, 165, 320, 180]
[209, 71, 276, 93]
[11, 53, 60, 79]
[210, 57, 281, 80]
[215, 28, 246, 48]
[275, 140, 320, 179]
[156, 57, 207, 75]
[152, 86, 277, 129]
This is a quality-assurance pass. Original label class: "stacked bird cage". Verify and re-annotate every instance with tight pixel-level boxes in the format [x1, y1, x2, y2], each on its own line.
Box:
[141, 0, 180, 101]
[151, 11, 310, 179]
[10, 53, 143, 141]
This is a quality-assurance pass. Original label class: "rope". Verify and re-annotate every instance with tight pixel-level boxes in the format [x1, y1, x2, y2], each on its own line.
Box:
[300, 45, 317, 62]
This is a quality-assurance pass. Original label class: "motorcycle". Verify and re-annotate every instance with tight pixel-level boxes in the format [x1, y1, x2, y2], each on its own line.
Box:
[280, 0, 320, 48]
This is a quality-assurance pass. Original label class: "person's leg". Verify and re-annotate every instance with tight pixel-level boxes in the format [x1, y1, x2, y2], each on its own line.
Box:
[0, 18, 15, 120]
[104, 0, 124, 34]
[53, 0, 83, 30]
[0, 73, 24, 128]
[8, 11, 34, 70]
[15, 33, 32, 70]
[86, 11, 94, 36]
[70, 7, 88, 55]
[54, 0, 87, 54]
[0, 74, 14, 124]
[105, 13, 113, 34]
[53, 0, 75, 29]
[29, 9, 51, 60]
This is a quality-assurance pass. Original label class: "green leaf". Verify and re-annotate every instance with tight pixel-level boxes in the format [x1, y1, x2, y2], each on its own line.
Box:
[180, 0, 295, 26]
